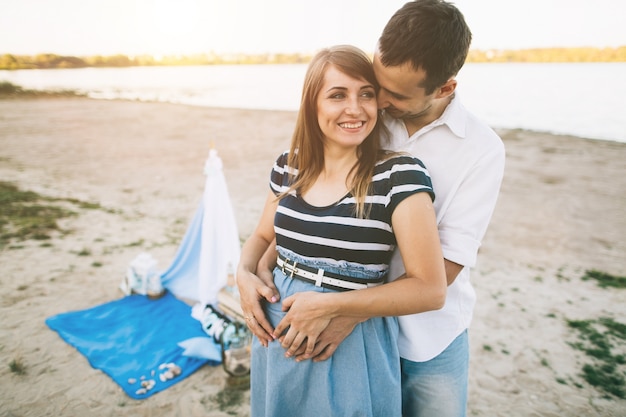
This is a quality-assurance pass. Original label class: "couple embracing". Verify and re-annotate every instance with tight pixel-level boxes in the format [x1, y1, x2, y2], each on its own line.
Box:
[236, 1, 505, 416]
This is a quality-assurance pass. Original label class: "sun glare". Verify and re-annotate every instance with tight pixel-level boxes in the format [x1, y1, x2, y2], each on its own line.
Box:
[135, 0, 199, 57]
[152, 0, 196, 36]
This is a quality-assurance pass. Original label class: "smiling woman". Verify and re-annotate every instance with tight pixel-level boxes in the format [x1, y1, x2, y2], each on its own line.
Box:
[235, 44, 446, 417]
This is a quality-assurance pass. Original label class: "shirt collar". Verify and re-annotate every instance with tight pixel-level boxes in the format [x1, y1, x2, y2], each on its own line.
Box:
[427, 93, 466, 139]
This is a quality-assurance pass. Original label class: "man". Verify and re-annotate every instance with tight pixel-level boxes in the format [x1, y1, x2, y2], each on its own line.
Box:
[370, 1, 505, 415]
[238, 1, 505, 416]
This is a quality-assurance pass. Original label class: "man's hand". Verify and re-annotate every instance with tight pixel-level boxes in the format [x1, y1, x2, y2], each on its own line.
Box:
[236, 268, 280, 347]
[273, 291, 332, 357]
[293, 316, 363, 362]
[274, 292, 363, 360]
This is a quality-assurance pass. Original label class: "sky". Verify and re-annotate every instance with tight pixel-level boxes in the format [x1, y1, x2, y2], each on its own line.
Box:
[1, 0, 625, 57]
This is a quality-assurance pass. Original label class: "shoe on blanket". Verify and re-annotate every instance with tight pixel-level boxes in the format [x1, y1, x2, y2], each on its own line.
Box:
[200, 304, 231, 342]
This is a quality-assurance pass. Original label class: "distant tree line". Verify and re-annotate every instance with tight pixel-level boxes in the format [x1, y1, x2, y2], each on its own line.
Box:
[1, 47, 625, 70]
[0, 52, 313, 70]
[467, 46, 626, 63]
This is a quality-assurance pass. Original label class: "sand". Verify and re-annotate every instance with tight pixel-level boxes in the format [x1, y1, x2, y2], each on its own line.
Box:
[0, 97, 624, 417]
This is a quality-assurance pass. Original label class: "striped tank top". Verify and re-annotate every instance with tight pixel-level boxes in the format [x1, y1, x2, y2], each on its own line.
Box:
[270, 151, 434, 279]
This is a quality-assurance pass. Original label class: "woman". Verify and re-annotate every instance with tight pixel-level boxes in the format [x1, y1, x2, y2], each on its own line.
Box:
[236, 45, 446, 417]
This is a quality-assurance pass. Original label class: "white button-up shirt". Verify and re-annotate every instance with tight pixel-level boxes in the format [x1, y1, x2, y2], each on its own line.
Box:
[383, 94, 506, 362]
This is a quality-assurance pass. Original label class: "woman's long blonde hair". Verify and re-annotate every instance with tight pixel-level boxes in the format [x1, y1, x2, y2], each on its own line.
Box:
[282, 45, 384, 218]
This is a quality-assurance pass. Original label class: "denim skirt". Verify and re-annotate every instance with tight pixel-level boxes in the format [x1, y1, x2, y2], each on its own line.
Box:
[250, 263, 401, 417]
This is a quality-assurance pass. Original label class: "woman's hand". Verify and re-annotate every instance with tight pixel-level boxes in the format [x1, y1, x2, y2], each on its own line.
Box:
[236, 268, 279, 347]
[274, 291, 338, 358]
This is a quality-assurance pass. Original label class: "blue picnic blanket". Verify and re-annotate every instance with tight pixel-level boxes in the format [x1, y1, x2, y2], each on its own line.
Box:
[45, 291, 221, 399]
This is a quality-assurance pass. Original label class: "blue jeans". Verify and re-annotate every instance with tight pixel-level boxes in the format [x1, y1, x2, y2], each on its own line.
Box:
[401, 330, 469, 417]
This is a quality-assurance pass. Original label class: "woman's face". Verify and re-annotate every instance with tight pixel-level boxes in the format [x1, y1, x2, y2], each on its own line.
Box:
[316, 64, 378, 150]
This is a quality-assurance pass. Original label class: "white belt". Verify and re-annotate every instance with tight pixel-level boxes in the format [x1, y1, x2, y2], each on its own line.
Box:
[277, 255, 383, 291]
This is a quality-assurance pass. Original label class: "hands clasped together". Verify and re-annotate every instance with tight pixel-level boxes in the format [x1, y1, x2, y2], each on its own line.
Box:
[236, 268, 361, 362]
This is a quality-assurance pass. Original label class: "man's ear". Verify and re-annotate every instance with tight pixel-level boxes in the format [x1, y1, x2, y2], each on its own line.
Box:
[435, 79, 457, 99]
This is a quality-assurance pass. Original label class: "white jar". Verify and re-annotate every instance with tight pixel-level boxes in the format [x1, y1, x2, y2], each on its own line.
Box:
[146, 272, 165, 299]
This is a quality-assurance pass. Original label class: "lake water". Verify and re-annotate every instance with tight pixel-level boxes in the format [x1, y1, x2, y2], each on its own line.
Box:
[1, 63, 624, 143]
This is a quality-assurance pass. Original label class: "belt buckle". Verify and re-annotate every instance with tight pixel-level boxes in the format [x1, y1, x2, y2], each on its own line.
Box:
[281, 256, 298, 278]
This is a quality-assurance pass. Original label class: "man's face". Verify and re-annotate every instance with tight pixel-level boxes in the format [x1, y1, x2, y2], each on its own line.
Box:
[373, 51, 437, 122]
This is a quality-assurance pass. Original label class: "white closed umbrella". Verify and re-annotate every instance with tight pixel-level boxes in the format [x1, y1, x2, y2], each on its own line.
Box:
[197, 148, 240, 307]
[161, 147, 240, 318]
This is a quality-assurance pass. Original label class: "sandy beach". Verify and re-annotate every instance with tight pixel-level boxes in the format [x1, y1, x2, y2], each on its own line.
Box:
[0, 97, 625, 417]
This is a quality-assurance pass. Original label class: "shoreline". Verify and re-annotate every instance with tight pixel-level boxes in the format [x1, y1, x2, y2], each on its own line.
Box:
[1, 97, 624, 416]
[2, 74, 625, 145]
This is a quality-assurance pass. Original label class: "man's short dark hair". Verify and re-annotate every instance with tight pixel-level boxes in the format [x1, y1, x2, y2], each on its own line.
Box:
[378, 0, 472, 94]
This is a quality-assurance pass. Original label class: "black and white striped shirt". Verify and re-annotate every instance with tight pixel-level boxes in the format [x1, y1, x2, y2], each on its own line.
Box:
[270, 151, 434, 279]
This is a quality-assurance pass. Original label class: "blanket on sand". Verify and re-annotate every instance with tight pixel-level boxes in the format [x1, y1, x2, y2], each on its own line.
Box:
[45, 291, 220, 399]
